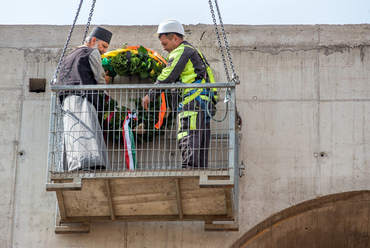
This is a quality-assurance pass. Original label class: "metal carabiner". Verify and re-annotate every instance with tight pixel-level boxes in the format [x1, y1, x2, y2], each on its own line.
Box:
[224, 90, 230, 103]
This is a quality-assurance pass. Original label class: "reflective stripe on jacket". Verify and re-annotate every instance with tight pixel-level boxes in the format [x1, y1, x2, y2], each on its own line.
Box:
[149, 41, 206, 101]
[158, 41, 206, 87]
[149, 41, 218, 109]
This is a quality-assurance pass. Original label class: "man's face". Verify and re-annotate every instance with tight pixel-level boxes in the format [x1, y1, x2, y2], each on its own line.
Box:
[96, 40, 109, 54]
[159, 35, 178, 53]
[89, 37, 109, 54]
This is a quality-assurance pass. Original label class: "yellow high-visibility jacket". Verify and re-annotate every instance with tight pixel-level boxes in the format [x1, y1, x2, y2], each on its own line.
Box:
[149, 41, 218, 104]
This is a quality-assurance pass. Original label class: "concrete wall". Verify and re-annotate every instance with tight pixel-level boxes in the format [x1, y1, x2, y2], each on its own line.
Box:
[0, 24, 369, 248]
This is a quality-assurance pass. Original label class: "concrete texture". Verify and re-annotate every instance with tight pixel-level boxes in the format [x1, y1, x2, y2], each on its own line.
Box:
[232, 191, 370, 248]
[0, 24, 369, 247]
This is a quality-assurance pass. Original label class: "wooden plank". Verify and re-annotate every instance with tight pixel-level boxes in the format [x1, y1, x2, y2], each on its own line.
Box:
[105, 179, 116, 220]
[55, 222, 90, 234]
[180, 178, 228, 215]
[61, 214, 232, 223]
[199, 175, 234, 188]
[110, 177, 179, 216]
[224, 188, 233, 218]
[204, 222, 239, 232]
[175, 178, 183, 219]
[62, 179, 111, 217]
[47, 177, 82, 191]
[56, 191, 67, 220]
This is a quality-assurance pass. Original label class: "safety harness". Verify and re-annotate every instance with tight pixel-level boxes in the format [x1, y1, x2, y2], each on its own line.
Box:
[177, 45, 219, 123]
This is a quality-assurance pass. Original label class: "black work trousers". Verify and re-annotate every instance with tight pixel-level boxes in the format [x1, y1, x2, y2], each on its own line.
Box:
[177, 99, 215, 168]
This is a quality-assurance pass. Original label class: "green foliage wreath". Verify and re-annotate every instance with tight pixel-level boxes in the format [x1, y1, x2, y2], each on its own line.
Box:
[102, 45, 166, 83]
[100, 93, 175, 144]
[99, 45, 174, 144]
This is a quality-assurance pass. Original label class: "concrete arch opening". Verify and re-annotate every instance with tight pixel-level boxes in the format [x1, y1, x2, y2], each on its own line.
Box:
[232, 191, 370, 248]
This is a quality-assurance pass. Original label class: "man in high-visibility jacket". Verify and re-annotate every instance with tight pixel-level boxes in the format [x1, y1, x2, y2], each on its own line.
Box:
[142, 19, 217, 168]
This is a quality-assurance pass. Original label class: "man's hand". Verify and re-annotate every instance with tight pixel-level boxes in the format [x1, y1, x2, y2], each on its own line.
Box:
[105, 71, 111, 84]
[141, 95, 150, 110]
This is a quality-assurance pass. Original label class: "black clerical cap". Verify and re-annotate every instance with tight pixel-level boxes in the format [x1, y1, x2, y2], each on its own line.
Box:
[89, 26, 112, 44]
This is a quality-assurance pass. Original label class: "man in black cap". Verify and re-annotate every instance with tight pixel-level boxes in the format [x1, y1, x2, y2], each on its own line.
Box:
[57, 26, 113, 172]
[58, 26, 113, 90]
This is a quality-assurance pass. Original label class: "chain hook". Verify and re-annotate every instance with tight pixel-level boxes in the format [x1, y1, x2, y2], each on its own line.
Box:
[231, 75, 240, 85]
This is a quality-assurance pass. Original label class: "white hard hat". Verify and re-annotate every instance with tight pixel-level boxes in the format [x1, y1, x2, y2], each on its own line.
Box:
[155, 19, 185, 36]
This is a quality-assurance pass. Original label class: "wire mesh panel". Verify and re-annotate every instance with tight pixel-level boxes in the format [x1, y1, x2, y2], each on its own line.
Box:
[47, 83, 236, 180]
[46, 83, 239, 232]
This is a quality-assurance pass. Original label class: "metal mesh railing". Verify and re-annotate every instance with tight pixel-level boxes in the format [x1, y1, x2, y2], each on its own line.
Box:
[47, 83, 236, 179]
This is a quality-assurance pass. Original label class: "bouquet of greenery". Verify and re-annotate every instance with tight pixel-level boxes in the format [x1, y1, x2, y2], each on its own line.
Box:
[100, 45, 173, 144]
[102, 45, 167, 83]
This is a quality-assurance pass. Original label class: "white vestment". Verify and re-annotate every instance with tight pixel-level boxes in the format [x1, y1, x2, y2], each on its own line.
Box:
[61, 95, 108, 171]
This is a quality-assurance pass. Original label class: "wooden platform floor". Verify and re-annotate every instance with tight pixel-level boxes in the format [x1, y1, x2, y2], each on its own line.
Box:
[49, 176, 238, 233]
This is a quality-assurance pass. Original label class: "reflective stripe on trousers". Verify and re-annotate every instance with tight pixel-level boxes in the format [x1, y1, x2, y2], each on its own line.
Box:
[177, 99, 212, 168]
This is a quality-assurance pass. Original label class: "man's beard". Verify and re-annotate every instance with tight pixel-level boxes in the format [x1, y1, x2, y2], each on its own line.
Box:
[94, 42, 102, 54]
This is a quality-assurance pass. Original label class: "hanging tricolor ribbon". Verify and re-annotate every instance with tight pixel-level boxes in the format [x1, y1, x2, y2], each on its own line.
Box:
[122, 110, 137, 170]
[155, 92, 167, 129]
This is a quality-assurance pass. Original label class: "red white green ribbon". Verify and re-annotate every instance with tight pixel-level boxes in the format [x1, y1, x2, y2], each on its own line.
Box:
[122, 110, 137, 170]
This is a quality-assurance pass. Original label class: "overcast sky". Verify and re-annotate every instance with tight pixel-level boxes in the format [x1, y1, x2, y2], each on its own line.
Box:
[1, 0, 369, 26]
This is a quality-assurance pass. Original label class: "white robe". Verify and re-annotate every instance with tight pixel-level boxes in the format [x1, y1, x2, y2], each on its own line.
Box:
[61, 95, 108, 171]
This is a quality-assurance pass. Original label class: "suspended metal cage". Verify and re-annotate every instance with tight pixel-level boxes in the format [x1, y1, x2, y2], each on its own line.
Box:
[46, 82, 240, 233]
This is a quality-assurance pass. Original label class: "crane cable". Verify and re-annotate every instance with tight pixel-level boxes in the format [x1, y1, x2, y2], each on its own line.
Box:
[50, 0, 96, 85]
[207, 0, 241, 127]
[208, 0, 239, 85]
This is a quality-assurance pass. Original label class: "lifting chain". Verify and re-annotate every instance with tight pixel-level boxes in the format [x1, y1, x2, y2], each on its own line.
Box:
[208, 0, 242, 127]
[50, 0, 96, 85]
[208, 0, 240, 85]
[81, 0, 96, 44]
